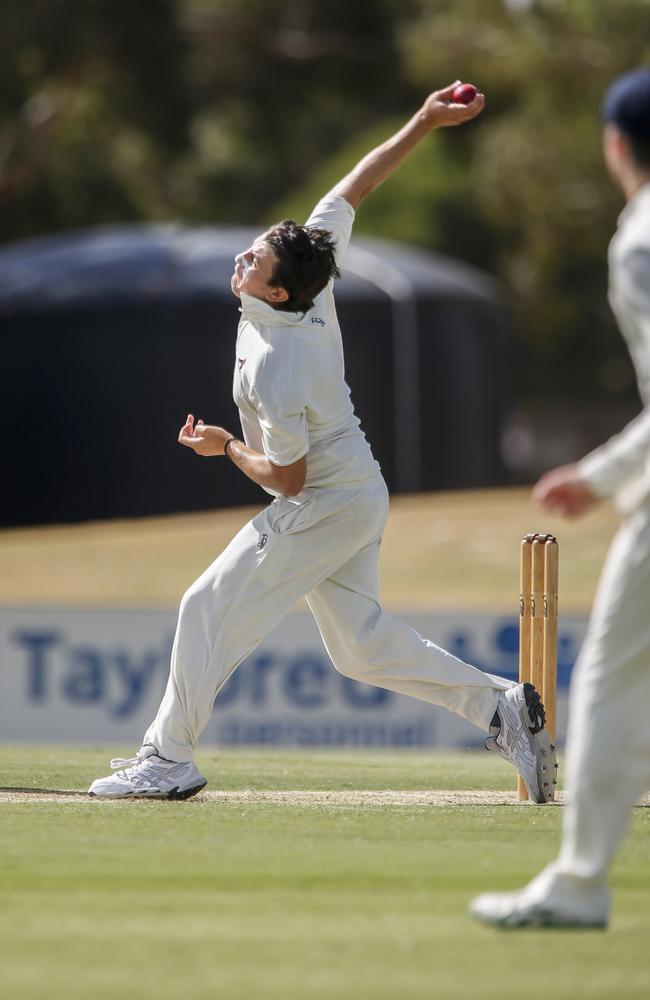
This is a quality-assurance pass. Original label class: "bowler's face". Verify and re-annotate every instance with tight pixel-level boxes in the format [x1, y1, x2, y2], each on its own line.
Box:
[231, 237, 279, 302]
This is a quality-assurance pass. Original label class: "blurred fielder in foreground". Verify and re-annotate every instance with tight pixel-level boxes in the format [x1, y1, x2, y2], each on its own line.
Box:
[472, 68, 650, 929]
[88, 83, 559, 804]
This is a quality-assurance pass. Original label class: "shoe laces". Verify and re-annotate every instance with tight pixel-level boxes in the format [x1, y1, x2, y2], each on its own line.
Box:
[110, 747, 156, 771]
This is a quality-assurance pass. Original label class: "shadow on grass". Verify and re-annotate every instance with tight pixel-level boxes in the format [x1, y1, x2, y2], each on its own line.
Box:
[0, 787, 88, 796]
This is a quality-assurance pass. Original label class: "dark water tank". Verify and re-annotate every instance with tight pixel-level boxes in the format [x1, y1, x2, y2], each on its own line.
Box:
[0, 224, 507, 526]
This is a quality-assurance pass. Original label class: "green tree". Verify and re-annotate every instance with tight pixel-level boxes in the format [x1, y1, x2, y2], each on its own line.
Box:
[0, 0, 193, 236]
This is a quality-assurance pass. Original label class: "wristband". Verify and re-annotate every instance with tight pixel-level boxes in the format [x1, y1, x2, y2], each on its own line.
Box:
[224, 436, 237, 459]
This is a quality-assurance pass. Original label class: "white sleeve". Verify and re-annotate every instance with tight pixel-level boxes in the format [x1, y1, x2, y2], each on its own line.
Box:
[578, 250, 650, 498]
[304, 194, 355, 268]
[579, 408, 650, 497]
[251, 348, 309, 467]
[618, 248, 650, 314]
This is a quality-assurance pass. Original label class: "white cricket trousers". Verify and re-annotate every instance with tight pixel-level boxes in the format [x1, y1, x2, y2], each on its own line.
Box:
[145, 477, 510, 761]
[552, 501, 650, 888]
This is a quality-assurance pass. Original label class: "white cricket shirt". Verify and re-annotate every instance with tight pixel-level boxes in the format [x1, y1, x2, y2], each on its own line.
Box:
[232, 194, 381, 497]
[579, 182, 650, 512]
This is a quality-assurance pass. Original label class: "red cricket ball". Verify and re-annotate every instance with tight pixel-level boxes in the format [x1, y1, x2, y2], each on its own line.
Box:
[452, 83, 477, 105]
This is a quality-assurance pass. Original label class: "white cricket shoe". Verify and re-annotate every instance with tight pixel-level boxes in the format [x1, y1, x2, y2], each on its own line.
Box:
[469, 864, 610, 928]
[88, 745, 207, 800]
[485, 682, 558, 804]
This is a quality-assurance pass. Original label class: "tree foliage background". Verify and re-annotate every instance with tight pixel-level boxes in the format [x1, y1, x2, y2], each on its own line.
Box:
[3, 0, 650, 402]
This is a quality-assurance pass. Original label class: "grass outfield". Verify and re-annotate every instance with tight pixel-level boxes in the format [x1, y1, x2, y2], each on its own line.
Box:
[2, 748, 650, 999]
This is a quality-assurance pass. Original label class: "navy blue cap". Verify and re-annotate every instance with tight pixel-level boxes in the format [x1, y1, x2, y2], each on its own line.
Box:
[603, 68, 650, 139]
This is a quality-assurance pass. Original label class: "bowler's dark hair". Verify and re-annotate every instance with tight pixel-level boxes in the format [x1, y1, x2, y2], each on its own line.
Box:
[627, 134, 650, 169]
[265, 221, 341, 313]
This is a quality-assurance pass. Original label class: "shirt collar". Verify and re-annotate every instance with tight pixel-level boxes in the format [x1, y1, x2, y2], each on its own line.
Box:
[239, 291, 308, 327]
[617, 180, 650, 229]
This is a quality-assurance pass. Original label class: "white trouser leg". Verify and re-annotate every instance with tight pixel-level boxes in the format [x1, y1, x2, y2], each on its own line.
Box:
[145, 481, 389, 760]
[146, 477, 511, 761]
[306, 538, 510, 733]
[553, 504, 650, 887]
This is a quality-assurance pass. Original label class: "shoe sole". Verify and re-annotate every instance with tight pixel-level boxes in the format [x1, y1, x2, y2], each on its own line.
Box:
[471, 907, 607, 929]
[529, 728, 558, 804]
[167, 781, 207, 801]
[521, 683, 558, 804]
[505, 916, 607, 929]
[88, 780, 207, 801]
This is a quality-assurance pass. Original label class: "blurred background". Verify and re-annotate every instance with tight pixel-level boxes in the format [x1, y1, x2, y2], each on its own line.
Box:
[2, 0, 650, 526]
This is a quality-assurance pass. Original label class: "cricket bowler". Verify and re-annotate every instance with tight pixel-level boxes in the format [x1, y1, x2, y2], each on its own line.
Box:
[89, 83, 557, 803]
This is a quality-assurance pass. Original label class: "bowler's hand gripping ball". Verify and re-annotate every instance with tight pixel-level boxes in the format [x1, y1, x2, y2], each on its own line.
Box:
[452, 83, 477, 105]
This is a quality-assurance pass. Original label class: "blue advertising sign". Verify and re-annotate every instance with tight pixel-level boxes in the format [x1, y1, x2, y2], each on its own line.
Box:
[0, 607, 587, 748]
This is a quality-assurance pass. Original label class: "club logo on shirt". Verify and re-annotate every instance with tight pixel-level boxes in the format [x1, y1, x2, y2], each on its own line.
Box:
[311, 317, 325, 327]
[237, 357, 246, 371]
[257, 533, 268, 551]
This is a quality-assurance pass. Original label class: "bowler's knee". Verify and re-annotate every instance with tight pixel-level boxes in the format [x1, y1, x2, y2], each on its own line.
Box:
[330, 644, 380, 683]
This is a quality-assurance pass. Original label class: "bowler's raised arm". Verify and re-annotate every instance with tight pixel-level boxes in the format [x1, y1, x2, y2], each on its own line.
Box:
[329, 81, 484, 210]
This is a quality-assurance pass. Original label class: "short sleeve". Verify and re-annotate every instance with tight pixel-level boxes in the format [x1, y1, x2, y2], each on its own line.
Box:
[251, 356, 309, 467]
[304, 194, 355, 268]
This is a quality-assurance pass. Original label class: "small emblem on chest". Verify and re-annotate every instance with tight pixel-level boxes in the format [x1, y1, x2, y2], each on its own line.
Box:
[237, 357, 246, 371]
[257, 533, 268, 551]
[311, 317, 325, 327]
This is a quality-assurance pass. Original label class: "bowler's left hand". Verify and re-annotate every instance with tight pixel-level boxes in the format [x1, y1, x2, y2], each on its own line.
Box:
[178, 413, 233, 457]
